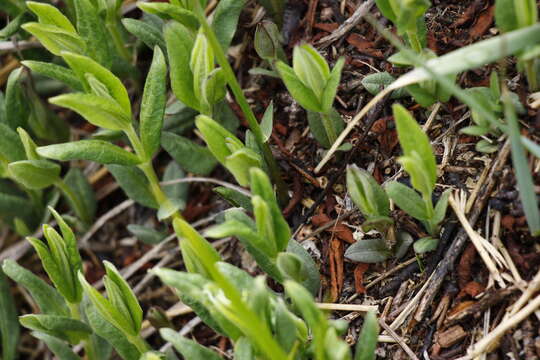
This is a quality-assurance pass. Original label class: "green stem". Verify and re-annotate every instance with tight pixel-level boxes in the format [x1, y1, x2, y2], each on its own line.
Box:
[320, 111, 338, 145]
[68, 302, 99, 360]
[55, 179, 90, 226]
[193, 4, 288, 205]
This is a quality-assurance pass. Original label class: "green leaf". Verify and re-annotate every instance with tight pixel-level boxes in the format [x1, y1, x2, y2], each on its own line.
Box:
[64, 168, 97, 223]
[344, 239, 391, 263]
[375, 0, 397, 22]
[4, 67, 28, 130]
[433, 189, 451, 226]
[138, 2, 199, 30]
[127, 225, 166, 245]
[393, 104, 437, 192]
[161, 132, 217, 175]
[61, 52, 131, 116]
[355, 311, 379, 360]
[162, 161, 188, 211]
[277, 252, 307, 282]
[347, 165, 390, 218]
[286, 240, 320, 295]
[394, 231, 414, 259]
[276, 61, 322, 112]
[8, 160, 60, 189]
[0, 123, 25, 162]
[413, 237, 438, 253]
[321, 57, 345, 113]
[164, 22, 199, 110]
[16, 127, 40, 160]
[254, 20, 285, 62]
[122, 18, 166, 53]
[37, 140, 141, 166]
[234, 337, 254, 360]
[49, 93, 131, 131]
[103, 261, 143, 335]
[195, 115, 243, 164]
[20, 314, 92, 344]
[21, 23, 86, 56]
[0, 268, 19, 360]
[293, 44, 330, 100]
[260, 102, 274, 142]
[306, 109, 344, 148]
[495, 0, 518, 32]
[160, 328, 222, 360]
[31, 332, 82, 360]
[21, 61, 83, 91]
[140, 47, 167, 158]
[2, 260, 69, 316]
[26, 2, 76, 33]
[250, 168, 291, 253]
[361, 72, 406, 99]
[213, 186, 252, 211]
[211, 0, 246, 51]
[522, 136, 540, 158]
[225, 148, 262, 186]
[398, 153, 434, 198]
[385, 181, 429, 220]
[74, 0, 114, 67]
[504, 93, 540, 236]
[78, 271, 135, 337]
[84, 302, 141, 360]
[107, 165, 158, 208]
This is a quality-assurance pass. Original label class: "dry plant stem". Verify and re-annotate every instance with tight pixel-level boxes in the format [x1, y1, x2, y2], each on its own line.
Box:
[390, 271, 435, 330]
[317, 0, 374, 47]
[315, 303, 377, 312]
[468, 293, 540, 358]
[449, 194, 507, 288]
[379, 319, 420, 360]
[415, 139, 511, 321]
[508, 267, 540, 318]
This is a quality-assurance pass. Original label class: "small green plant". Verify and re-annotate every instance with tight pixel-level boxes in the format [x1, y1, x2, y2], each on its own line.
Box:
[375, 0, 430, 53]
[461, 72, 525, 153]
[495, 0, 540, 90]
[385, 104, 450, 253]
[205, 168, 320, 293]
[344, 165, 415, 263]
[276, 43, 345, 148]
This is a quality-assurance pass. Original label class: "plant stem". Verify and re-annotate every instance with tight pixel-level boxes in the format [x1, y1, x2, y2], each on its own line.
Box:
[106, 14, 131, 62]
[124, 125, 183, 221]
[55, 179, 90, 226]
[193, 4, 288, 205]
[320, 111, 338, 145]
[407, 31, 423, 53]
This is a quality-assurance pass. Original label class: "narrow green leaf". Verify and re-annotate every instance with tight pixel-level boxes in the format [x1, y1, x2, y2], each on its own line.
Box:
[213, 186, 252, 211]
[26, 2, 77, 33]
[22, 61, 83, 91]
[504, 94, 540, 235]
[164, 22, 199, 110]
[138, 2, 199, 30]
[293, 44, 330, 100]
[122, 18, 166, 52]
[286, 240, 320, 294]
[355, 311, 379, 360]
[37, 140, 141, 166]
[21, 23, 86, 56]
[49, 93, 130, 131]
[344, 239, 391, 263]
[8, 160, 61, 189]
[162, 161, 188, 211]
[160, 328, 222, 360]
[61, 52, 131, 116]
[161, 132, 217, 175]
[2, 260, 69, 316]
[4, 67, 28, 130]
[211, 0, 246, 51]
[127, 225, 166, 245]
[260, 102, 274, 142]
[0, 123, 25, 162]
[63, 168, 97, 223]
[413, 237, 439, 253]
[0, 268, 19, 360]
[347, 165, 390, 218]
[140, 46, 167, 158]
[224, 148, 262, 186]
[107, 165, 158, 208]
[20, 314, 92, 344]
[276, 61, 322, 112]
[321, 57, 345, 113]
[385, 181, 429, 220]
[522, 136, 540, 158]
[195, 115, 243, 164]
[74, 0, 114, 67]
[31, 332, 82, 360]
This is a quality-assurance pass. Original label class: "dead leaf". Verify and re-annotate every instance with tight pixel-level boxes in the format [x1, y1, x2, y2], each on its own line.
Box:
[329, 237, 344, 302]
[354, 263, 369, 294]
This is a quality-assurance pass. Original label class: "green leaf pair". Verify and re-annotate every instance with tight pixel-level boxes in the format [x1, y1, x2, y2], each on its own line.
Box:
[164, 23, 226, 115]
[27, 207, 83, 304]
[196, 115, 262, 186]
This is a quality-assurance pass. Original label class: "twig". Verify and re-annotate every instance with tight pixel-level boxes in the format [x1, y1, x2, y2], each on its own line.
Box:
[379, 320, 420, 360]
[316, 303, 378, 312]
[80, 199, 135, 247]
[160, 177, 251, 197]
[317, 0, 375, 47]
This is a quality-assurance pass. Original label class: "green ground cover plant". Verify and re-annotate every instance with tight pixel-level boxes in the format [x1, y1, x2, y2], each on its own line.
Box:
[0, 0, 539, 358]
